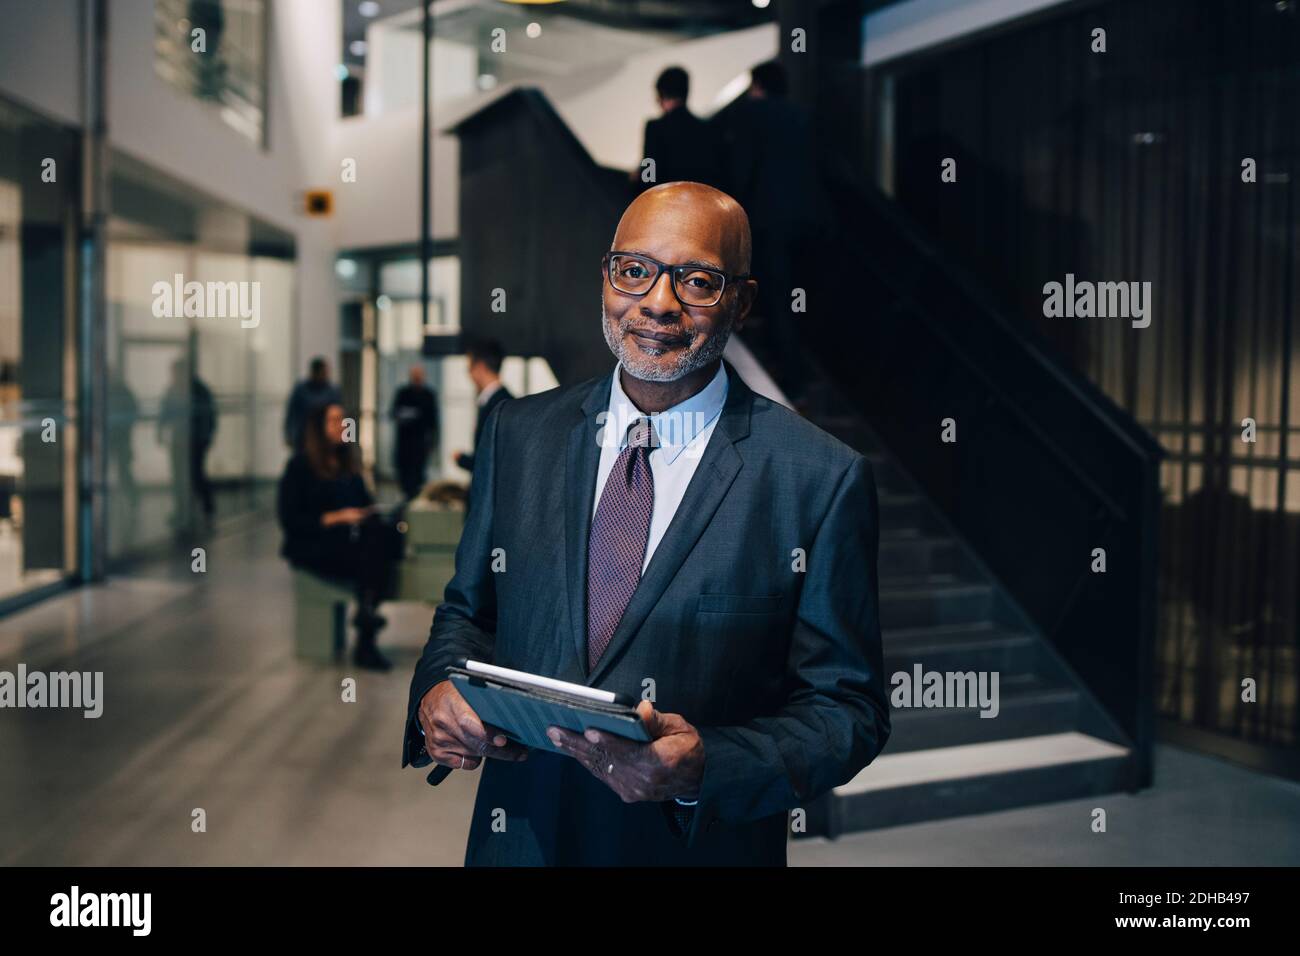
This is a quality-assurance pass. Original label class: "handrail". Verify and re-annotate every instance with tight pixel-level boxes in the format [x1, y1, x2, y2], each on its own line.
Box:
[451, 87, 634, 384]
[876, 274, 1132, 521]
[846, 171, 1164, 465]
[451, 87, 629, 208]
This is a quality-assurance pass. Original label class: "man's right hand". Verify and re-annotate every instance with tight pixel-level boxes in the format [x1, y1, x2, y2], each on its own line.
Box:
[418, 680, 528, 770]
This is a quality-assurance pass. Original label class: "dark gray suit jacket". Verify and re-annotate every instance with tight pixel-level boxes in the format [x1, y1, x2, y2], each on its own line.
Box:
[402, 361, 890, 866]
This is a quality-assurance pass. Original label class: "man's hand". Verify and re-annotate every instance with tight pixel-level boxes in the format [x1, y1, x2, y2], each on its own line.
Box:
[546, 700, 704, 803]
[418, 680, 528, 770]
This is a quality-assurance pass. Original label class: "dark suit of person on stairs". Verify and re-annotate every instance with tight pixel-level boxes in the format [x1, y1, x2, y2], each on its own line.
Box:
[632, 66, 725, 192]
[453, 338, 512, 478]
[403, 182, 889, 866]
[723, 60, 826, 404]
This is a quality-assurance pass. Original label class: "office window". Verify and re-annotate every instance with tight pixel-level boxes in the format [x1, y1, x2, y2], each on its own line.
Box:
[154, 0, 268, 145]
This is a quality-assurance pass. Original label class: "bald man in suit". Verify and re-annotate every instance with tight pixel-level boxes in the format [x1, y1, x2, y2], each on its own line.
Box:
[403, 182, 889, 866]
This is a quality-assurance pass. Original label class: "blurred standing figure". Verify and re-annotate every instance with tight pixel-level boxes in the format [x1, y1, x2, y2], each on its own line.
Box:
[158, 358, 218, 528]
[107, 370, 140, 508]
[725, 60, 824, 404]
[284, 356, 342, 451]
[631, 66, 725, 191]
[453, 339, 512, 485]
[391, 365, 439, 500]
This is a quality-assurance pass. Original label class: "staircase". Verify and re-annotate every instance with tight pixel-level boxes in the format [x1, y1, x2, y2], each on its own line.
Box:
[727, 340, 1141, 836]
[787, 373, 1139, 836]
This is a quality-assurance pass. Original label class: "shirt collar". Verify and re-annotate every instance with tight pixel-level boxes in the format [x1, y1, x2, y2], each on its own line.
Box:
[477, 380, 502, 407]
[605, 361, 729, 465]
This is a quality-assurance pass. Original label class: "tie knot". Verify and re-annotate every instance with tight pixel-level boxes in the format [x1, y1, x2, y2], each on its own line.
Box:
[626, 417, 659, 450]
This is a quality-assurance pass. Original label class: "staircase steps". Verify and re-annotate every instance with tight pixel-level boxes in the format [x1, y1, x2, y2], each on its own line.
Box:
[809, 733, 1134, 835]
[781, 362, 1138, 836]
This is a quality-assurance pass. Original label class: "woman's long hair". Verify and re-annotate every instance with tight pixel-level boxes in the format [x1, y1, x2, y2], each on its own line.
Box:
[302, 402, 358, 479]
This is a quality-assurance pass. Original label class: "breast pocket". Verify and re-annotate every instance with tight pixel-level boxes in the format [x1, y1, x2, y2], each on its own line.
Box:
[694, 593, 787, 719]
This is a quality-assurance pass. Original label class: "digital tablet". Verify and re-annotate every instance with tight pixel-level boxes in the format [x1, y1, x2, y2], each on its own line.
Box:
[446, 660, 651, 753]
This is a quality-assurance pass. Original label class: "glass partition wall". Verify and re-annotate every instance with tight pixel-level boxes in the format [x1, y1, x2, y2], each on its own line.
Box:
[337, 249, 462, 489]
[0, 98, 79, 604]
[336, 246, 556, 495]
[105, 227, 294, 563]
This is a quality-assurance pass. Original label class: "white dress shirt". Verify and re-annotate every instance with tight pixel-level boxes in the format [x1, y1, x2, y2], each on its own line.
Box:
[591, 362, 729, 574]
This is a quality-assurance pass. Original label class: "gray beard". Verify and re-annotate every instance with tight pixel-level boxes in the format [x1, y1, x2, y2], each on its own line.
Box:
[600, 299, 732, 383]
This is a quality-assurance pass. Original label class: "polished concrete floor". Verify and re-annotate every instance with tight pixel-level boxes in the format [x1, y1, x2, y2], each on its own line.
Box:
[1, 518, 1297, 866]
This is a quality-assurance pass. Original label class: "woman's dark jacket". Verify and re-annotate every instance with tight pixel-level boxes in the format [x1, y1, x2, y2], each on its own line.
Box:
[276, 452, 374, 566]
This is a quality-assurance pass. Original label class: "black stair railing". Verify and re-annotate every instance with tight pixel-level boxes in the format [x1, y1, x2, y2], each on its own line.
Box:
[807, 158, 1163, 785]
[451, 88, 635, 386]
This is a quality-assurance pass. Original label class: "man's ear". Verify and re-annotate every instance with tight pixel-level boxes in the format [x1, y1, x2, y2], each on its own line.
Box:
[733, 278, 758, 330]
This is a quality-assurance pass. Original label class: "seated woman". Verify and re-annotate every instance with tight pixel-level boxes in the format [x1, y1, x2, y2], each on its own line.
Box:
[277, 402, 403, 671]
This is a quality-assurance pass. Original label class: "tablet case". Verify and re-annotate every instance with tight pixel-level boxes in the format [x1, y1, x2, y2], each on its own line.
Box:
[447, 666, 651, 753]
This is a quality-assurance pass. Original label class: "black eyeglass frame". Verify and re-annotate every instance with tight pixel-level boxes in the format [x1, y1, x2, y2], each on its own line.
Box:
[602, 251, 752, 308]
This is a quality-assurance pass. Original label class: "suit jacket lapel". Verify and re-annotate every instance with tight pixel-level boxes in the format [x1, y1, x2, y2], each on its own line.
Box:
[565, 370, 614, 677]
[585, 361, 754, 686]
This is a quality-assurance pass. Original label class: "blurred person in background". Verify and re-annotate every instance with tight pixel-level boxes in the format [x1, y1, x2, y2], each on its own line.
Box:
[188, 0, 227, 99]
[454, 338, 512, 479]
[107, 370, 140, 516]
[390, 364, 439, 500]
[277, 402, 404, 671]
[724, 60, 826, 405]
[284, 356, 342, 451]
[632, 66, 725, 192]
[158, 358, 217, 529]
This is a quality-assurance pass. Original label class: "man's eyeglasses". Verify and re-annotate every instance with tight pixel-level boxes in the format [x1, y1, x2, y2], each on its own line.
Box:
[603, 252, 751, 308]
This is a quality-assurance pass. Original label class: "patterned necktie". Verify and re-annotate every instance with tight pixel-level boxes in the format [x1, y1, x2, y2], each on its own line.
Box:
[586, 417, 659, 671]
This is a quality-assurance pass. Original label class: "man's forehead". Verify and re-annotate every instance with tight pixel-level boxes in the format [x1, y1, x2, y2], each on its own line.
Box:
[613, 239, 726, 270]
[613, 197, 738, 266]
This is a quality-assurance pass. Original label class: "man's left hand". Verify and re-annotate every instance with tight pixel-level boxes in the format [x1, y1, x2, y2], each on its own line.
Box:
[547, 700, 704, 803]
